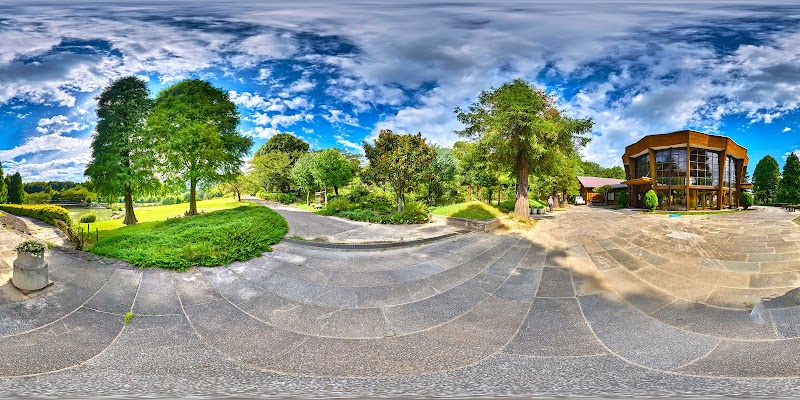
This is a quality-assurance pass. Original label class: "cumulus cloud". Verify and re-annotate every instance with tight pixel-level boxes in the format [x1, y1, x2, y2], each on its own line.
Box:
[4, 0, 800, 181]
[783, 127, 792, 132]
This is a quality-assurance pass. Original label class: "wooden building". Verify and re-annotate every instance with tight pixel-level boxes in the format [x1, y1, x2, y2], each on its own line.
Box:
[577, 176, 627, 205]
[621, 130, 751, 210]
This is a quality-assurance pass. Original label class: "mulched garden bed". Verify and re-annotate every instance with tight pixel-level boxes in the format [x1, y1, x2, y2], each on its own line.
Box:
[0, 211, 30, 235]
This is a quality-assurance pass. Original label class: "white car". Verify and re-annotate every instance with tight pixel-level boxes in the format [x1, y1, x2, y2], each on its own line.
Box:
[574, 196, 585, 205]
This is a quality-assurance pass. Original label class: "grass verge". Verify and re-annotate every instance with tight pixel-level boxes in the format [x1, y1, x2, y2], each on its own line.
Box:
[89, 205, 288, 270]
[90, 198, 243, 232]
[430, 201, 505, 221]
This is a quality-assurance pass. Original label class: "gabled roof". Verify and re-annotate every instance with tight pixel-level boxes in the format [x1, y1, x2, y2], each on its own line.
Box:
[577, 176, 626, 188]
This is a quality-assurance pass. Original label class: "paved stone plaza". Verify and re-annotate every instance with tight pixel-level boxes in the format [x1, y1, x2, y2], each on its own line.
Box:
[1, 205, 800, 397]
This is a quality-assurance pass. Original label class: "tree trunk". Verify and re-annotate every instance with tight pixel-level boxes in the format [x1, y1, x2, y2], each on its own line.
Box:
[397, 190, 405, 212]
[334, 186, 339, 195]
[498, 183, 501, 205]
[123, 188, 138, 226]
[237, 190, 241, 202]
[514, 151, 530, 221]
[467, 185, 472, 201]
[189, 179, 198, 216]
[306, 190, 310, 205]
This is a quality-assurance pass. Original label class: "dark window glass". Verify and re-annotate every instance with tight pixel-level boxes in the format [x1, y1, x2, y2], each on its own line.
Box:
[689, 148, 719, 187]
[655, 148, 686, 186]
[634, 154, 650, 179]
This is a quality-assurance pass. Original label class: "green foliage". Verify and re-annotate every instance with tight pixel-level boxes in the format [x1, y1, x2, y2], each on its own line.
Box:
[740, 192, 754, 210]
[312, 149, 353, 193]
[147, 79, 252, 215]
[85, 76, 158, 225]
[291, 152, 318, 203]
[23, 191, 52, 204]
[363, 129, 435, 212]
[753, 155, 781, 203]
[777, 152, 800, 205]
[7, 172, 24, 204]
[0, 162, 6, 204]
[425, 146, 458, 205]
[124, 311, 134, 325]
[0, 204, 71, 225]
[617, 191, 629, 207]
[498, 198, 545, 212]
[80, 212, 98, 223]
[337, 203, 430, 224]
[250, 151, 293, 193]
[89, 206, 288, 270]
[643, 189, 658, 211]
[253, 133, 309, 161]
[579, 161, 625, 179]
[325, 197, 352, 213]
[455, 79, 592, 220]
[58, 185, 94, 203]
[257, 192, 295, 204]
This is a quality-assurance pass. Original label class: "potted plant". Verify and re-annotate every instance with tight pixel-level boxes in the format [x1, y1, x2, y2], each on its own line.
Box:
[12, 239, 50, 292]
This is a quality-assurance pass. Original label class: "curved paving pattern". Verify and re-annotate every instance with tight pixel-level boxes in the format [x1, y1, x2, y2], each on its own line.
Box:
[1, 205, 800, 396]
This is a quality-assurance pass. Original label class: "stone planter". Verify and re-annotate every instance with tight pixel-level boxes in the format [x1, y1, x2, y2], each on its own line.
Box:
[12, 251, 49, 292]
[538, 207, 546, 214]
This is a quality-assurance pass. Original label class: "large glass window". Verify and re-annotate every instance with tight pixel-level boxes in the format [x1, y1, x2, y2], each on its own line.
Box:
[655, 148, 686, 186]
[724, 155, 737, 188]
[690, 148, 719, 187]
[634, 154, 650, 179]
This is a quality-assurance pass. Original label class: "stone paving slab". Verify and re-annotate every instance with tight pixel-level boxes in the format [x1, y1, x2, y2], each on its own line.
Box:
[678, 339, 800, 377]
[0, 307, 121, 376]
[133, 269, 182, 315]
[579, 292, 719, 370]
[503, 297, 607, 357]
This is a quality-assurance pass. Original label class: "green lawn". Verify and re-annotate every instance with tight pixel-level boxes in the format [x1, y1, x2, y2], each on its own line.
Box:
[430, 201, 505, 221]
[89, 204, 288, 270]
[89, 198, 243, 232]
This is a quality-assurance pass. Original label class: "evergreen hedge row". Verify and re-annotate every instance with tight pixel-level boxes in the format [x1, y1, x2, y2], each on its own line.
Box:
[0, 204, 72, 226]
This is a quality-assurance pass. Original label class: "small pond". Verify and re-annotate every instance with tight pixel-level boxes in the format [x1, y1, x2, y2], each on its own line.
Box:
[63, 206, 115, 222]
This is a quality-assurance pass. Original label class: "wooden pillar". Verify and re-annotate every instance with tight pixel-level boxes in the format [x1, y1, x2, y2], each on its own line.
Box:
[718, 148, 727, 209]
[686, 141, 691, 210]
[648, 148, 657, 191]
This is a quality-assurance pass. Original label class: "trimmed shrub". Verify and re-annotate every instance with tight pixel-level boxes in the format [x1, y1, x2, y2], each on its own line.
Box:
[79, 212, 97, 223]
[617, 191, 629, 208]
[740, 192, 754, 210]
[0, 204, 71, 226]
[643, 189, 658, 211]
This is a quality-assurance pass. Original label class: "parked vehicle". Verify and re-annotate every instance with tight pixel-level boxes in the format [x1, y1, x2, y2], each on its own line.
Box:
[574, 196, 585, 205]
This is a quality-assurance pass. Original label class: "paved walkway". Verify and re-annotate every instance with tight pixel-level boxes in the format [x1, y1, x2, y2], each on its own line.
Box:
[248, 197, 462, 243]
[1, 206, 800, 397]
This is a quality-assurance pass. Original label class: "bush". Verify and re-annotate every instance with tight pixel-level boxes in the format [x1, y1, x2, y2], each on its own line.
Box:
[643, 189, 658, 211]
[89, 206, 288, 270]
[79, 212, 97, 223]
[326, 197, 352, 213]
[15, 239, 46, 256]
[740, 192, 754, 210]
[161, 196, 176, 206]
[256, 192, 295, 204]
[617, 191, 629, 208]
[0, 204, 71, 226]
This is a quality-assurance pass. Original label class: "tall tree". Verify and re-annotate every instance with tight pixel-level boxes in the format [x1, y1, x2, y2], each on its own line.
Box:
[148, 79, 252, 215]
[253, 133, 310, 161]
[291, 152, 319, 205]
[425, 146, 458, 205]
[0, 162, 7, 203]
[363, 130, 435, 212]
[777, 152, 800, 205]
[249, 151, 293, 193]
[453, 141, 497, 202]
[85, 76, 157, 225]
[312, 149, 353, 196]
[7, 172, 24, 204]
[752, 155, 781, 204]
[456, 79, 592, 220]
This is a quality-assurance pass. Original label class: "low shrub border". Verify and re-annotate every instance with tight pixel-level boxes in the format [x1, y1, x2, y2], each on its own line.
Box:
[0, 204, 71, 226]
[256, 191, 296, 204]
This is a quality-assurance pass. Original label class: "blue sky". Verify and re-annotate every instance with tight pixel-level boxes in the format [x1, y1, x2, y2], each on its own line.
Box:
[1, 1, 799, 182]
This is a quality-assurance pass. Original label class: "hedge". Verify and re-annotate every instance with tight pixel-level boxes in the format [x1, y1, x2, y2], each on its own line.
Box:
[256, 191, 295, 204]
[0, 204, 72, 226]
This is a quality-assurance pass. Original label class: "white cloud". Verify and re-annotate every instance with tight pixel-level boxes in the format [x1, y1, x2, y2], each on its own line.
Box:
[783, 127, 792, 132]
[322, 108, 361, 127]
[36, 115, 89, 135]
